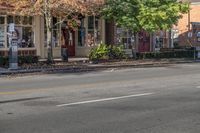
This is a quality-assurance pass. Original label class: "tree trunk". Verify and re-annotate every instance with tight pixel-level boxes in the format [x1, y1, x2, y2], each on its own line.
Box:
[44, 0, 53, 63]
[47, 26, 53, 63]
[46, 16, 53, 63]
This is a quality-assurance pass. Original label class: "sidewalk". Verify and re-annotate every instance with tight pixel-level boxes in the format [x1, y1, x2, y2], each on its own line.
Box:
[0, 58, 197, 76]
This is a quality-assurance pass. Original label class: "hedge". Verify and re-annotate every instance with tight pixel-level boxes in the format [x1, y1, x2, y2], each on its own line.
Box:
[0, 56, 39, 66]
[137, 50, 194, 59]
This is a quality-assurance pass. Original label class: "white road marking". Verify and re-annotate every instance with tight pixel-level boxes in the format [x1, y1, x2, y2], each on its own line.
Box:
[57, 93, 154, 107]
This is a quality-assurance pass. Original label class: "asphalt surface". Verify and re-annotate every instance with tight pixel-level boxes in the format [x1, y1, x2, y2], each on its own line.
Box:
[0, 63, 200, 133]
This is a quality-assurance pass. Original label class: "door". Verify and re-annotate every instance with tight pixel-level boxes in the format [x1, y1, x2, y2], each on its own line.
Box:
[138, 31, 150, 52]
[62, 28, 75, 56]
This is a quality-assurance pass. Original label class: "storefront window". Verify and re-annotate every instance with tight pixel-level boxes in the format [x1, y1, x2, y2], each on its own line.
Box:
[52, 17, 59, 47]
[22, 27, 34, 47]
[154, 31, 164, 50]
[87, 16, 95, 46]
[0, 16, 6, 48]
[44, 17, 60, 47]
[87, 16, 102, 46]
[78, 19, 85, 47]
[0, 25, 5, 48]
[15, 16, 21, 24]
[0, 16, 5, 24]
[95, 17, 102, 43]
[23, 16, 29, 25]
[115, 28, 134, 49]
[6, 16, 34, 48]
[155, 36, 163, 48]
[7, 16, 14, 24]
[172, 29, 179, 47]
[88, 16, 94, 29]
[29, 17, 33, 25]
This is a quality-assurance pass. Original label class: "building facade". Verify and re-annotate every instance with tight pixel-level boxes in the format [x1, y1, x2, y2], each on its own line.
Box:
[106, 1, 200, 53]
[175, 0, 200, 47]
[0, 14, 106, 58]
[1, 1, 198, 59]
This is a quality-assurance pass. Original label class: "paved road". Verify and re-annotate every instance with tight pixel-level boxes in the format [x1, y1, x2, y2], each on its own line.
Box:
[0, 63, 200, 133]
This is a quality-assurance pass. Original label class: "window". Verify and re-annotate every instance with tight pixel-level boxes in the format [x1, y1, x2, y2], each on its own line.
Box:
[44, 17, 60, 47]
[52, 17, 60, 47]
[6, 16, 34, 48]
[0, 26, 5, 48]
[115, 28, 134, 49]
[0, 16, 5, 48]
[87, 16, 95, 46]
[87, 16, 102, 46]
[0, 16, 5, 24]
[78, 19, 85, 47]
[155, 36, 163, 48]
[7, 16, 14, 24]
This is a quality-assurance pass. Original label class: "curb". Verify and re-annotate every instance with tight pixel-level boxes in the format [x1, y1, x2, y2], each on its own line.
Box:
[0, 60, 197, 76]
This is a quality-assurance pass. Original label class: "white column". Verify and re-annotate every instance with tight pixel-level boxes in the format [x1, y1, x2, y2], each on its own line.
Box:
[34, 16, 43, 57]
[35, 16, 45, 58]
[101, 19, 106, 44]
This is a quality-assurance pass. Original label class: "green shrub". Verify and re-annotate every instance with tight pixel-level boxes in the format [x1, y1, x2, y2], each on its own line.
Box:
[89, 44, 109, 61]
[138, 50, 194, 59]
[108, 45, 126, 59]
[89, 44, 126, 61]
[18, 56, 39, 64]
[0, 56, 39, 67]
[0, 56, 8, 66]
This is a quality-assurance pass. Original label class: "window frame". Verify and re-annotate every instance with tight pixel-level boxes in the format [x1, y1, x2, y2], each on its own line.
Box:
[0, 15, 7, 48]
[44, 17, 61, 48]
[5, 15, 35, 49]
[86, 16, 102, 47]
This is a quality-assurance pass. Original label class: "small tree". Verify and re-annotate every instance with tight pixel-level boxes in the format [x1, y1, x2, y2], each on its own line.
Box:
[102, 0, 189, 46]
[2, 0, 104, 63]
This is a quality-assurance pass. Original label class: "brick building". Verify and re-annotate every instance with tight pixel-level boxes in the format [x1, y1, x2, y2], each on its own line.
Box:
[176, 0, 200, 47]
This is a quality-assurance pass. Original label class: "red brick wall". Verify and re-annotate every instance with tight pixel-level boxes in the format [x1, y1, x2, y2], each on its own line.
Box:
[177, 4, 200, 47]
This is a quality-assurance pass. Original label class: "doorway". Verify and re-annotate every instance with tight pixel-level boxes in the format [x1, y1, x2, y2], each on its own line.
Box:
[61, 28, 75, 56]
[138, 31, 150, 52]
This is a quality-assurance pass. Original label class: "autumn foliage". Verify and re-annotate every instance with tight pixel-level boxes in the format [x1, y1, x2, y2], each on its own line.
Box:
[0, 0, 104, 17]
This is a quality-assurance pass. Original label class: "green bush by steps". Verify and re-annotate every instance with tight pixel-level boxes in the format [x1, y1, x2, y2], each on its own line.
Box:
[0, 56, 39, 67]
[89, 44, 126, 61]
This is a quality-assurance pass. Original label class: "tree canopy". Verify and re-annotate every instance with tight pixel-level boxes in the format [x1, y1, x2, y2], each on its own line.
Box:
[102, 0, 189, 32]
[0, 0, 104, 23]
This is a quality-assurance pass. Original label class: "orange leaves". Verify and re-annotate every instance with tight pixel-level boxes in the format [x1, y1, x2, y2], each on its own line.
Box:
[0, 0, 104, 17]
